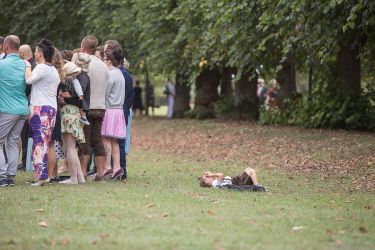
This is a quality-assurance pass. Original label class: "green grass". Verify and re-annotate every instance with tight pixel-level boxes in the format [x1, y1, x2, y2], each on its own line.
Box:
[0, 149, 374, 250]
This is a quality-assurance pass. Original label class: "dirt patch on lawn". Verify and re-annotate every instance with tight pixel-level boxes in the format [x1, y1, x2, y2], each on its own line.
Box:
[132, 117, 375, 191]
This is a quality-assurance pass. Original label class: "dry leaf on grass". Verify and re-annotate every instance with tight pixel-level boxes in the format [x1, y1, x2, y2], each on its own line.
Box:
[359, 226, 368, 233]
[36, 209, 44, 213]
[162, 213, 168, 217]
[61, 238, 70, 245]
[145, 203, 155, 208]
[99, 233, 110, 239]
[37, 221, 48, 227]
[208, 209, 215, 215]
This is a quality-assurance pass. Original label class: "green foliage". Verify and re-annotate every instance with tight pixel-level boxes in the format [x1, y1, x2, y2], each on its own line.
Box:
[260, 83, 375, 131]
[214, 97, 236, 117]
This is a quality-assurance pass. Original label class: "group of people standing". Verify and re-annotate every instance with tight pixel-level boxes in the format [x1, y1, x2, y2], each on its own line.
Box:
[0, 35, 134, 186]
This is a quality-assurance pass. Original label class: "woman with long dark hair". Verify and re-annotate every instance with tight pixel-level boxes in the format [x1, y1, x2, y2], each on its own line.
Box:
[25, 39, 60, 186]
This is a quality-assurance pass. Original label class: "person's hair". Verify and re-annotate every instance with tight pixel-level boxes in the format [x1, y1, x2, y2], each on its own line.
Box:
[19, 44, 33, 59]
[104, 47, 123, 67]
[36, 39, 54, 63]
[104, 40, 121, 50]
[81, 35, 98, 55]
[61, 50, 73, 62]
[104, 40, 124, 65]
[4, 35, 21, 50]
[198, 176, 212, 188]
[136, 80, 140, 86]
[52, 47, 65, 82]
[97, 45, 105, 60]
[0, 37, 4, 50]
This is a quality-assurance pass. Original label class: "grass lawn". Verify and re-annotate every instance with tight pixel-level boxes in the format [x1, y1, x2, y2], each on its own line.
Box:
[0, 117, 374, 250]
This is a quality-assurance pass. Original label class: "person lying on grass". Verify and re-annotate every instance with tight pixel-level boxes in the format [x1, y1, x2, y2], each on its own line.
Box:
[199, 167, 267, 192]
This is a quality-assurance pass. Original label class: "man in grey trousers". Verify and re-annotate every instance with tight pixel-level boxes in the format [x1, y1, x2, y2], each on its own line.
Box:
[0, 35, 29, 186]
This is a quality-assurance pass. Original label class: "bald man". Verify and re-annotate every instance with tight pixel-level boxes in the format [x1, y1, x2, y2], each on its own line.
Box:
[0, 35, 29, 186]
[19, 44, 36, 70]
[18, 44, 35, 171]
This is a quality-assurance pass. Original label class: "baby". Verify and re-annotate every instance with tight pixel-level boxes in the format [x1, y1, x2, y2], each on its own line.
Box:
[62, 62, 90, 125]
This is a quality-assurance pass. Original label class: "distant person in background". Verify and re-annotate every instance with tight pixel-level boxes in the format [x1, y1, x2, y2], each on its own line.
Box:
[0, 35, 29, 187]
[256, 79, 268, 106]
[267, 79, 278, 109]
[18, 44, 36, 171]
[0, 37, 5, 59]
[133, 80, 143, 116]
[165, 80, 175, 118]
[146, 81, 155, 116]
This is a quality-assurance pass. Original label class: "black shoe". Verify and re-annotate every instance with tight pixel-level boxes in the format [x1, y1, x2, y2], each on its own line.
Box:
[7, 179, 15, 186]
[0, 179, 8, 187]
[86, 169, 97, 176]
[17, 164, 26, 171]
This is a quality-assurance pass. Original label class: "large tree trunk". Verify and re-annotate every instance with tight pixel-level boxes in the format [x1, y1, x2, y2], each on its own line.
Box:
[234, 71, 259, 120]
[276, 53, 297, 102]
[336, 41, 361, 96]
[173, 71, 190, 118]
[194, 67, 221, 118]
[220, 67, 234, 99]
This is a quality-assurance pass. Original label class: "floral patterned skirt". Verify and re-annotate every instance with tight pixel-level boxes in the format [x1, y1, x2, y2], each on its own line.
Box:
[60, 105, 85, 143]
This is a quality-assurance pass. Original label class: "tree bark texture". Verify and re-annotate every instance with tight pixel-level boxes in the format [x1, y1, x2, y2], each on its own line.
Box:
[234, 72, 259, 120]
[220, 67, 234, 99]
[336, 41, 361, 96]
[276, 53, 297, 101]
[173, 71, 190, 118]
[194, 67, 221, 118]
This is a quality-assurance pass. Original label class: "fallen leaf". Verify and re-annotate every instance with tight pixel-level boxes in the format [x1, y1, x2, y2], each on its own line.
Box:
[162, 213, 168, 217]
[99, 233, 110, 239]
[145, 203, 155, 208]
[292, 226, 304, 231]
[36, 209, 44, 213]
[338, 230, 346, 234]
[326, 229, 333, 234]
[208, 209, 215, 215]
[248, 219, 257, 225]
[50, 240, 56, 246]
[61, 238, 70, 245]
[336, 240, 343, 246]
[91, 240, 97, 245]
[359, 226, 368, 233]
[38, 221, 48, 227]
[145, 214, 153, 218]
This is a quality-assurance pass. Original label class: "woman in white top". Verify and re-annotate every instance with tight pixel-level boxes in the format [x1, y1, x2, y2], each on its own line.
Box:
[25, 39, 60, 186]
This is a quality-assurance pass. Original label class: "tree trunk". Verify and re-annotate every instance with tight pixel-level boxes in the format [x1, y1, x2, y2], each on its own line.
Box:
[220, 67, 234, 99]
[194, 67, 221, 118]
[276, 53, 297, 102]
[336, 41, 361, 96]
[173, 71, 190, 118]
[234, 71, 259, 120]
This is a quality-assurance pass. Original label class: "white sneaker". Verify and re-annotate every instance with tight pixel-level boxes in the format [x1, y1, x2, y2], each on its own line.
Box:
[80, 117, 90, 125]
[31, 178, 50, 186]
